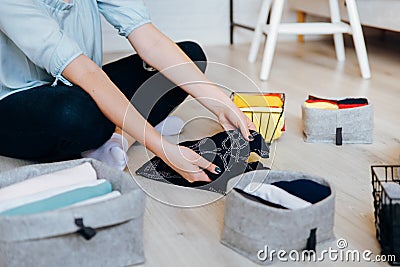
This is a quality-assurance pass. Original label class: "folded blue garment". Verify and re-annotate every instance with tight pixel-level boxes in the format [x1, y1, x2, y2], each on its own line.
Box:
[0, 180, 112, 216]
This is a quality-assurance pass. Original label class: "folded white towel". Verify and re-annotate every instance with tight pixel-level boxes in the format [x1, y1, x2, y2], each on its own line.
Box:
[65, 191, 122, 209]
[0, 163, 97, 203]
[244, 182, 312, 210]
[0, 179, 107, 213]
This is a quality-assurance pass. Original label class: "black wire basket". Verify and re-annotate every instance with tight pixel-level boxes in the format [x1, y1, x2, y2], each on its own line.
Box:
[230, 92, 285, 144]
[371, 165, 400, 265]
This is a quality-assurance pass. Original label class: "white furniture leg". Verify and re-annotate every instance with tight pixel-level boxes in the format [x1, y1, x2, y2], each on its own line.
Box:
[248, 0, 272, 62]
[249, 0, 370, 80]
[345, 0, 371, 79]
[260, 0, 285, 80]
[329, 0, 345, 61]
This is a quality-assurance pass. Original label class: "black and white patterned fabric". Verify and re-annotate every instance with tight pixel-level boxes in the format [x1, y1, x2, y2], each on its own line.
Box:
[136, 130, 270, 193]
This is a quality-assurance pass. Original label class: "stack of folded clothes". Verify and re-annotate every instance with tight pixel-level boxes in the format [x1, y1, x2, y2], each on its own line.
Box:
[232, 93, 285, 141]
[236, 179, 331, 210]
[304, 95, 369, 110]
[302, 95, 373, 145]
[0, 163, 121, 216]
[377, 182, 400, 259]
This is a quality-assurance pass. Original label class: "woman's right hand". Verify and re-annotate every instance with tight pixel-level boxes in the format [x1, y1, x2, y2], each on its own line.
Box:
[159, 143, 221, 183]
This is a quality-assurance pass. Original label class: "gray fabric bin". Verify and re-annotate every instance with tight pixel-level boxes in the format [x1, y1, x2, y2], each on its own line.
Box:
[0, 158, 145, 267]
[220, 170, 335, 265]
[302, 104, 373, 144]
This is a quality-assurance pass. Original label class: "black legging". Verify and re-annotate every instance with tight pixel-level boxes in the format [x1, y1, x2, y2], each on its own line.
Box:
[0, 41, 207, 161]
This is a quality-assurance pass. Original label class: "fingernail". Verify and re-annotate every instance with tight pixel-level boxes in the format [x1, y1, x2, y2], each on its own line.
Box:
[248, 135, 254, 141]
[215, 166, 222, 174]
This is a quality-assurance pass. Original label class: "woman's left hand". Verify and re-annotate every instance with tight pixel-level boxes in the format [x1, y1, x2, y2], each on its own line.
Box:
[215, 104, 257, 141]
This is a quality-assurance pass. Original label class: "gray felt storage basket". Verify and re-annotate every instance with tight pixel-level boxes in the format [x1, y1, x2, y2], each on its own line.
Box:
[302, 104, 373, 144]
[220, 170, 335, 265]
[0, 158, 145, 267]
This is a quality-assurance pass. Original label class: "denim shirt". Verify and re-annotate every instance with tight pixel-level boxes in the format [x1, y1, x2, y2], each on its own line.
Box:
[0, 0, 151, 100]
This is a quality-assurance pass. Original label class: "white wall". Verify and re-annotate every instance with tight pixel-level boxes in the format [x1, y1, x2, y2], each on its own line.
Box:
[102, 0, 296, 53]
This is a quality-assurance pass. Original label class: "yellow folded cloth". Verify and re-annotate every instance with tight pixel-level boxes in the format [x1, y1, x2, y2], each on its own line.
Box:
[304, 102, 338, 110]
[234, 93, 285, 141]
[233, 94, 283, 108]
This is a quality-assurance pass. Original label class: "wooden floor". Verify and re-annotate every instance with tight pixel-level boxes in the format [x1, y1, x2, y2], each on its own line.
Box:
[112, 36, 400, 266]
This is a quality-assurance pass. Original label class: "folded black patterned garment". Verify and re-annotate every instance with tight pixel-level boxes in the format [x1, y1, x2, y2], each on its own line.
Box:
[136, 129, 270, 194]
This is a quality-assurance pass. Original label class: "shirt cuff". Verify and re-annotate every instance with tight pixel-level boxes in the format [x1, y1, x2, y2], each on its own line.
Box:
[125, 20, 152, 38]
[49, 33, 83, 86]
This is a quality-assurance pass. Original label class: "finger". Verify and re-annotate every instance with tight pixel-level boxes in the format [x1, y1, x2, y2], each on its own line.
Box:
[180, 169, 212, 183]
[193, 155, 222, 175]
[165, 159, 199, 183]
[227, 111, 252, 142]
[220, 122, 236, 132]
[185, 169, 212, 183]
[168, 159, 212, 183]
[219, 116, 236, 131]
[172, 166, 210, 183]
[238, 116, 253, 142]
[247, 118, 257, 131]
[230, 110, 253, 142]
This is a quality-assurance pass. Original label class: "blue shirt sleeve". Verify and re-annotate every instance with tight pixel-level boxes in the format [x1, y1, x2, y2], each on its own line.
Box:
[97, 0, 152, 37]
[0, 0, 82, 82]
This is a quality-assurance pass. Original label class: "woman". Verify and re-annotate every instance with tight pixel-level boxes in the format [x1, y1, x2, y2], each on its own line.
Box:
[0, 0, 255, 183]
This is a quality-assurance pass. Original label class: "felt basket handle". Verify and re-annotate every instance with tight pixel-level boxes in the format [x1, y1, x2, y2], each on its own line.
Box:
[336, 128, 343, 146]
[75, 218, 97, 240]
[306, 228, 317, 251]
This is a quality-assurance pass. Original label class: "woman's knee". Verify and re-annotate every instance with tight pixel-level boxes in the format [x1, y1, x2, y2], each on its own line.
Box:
[177, 41, 207, 73]
[51, 87, 115, 149]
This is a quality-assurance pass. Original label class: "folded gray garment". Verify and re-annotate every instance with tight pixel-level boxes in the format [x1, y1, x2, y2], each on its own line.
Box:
[382, 182, 400, 203]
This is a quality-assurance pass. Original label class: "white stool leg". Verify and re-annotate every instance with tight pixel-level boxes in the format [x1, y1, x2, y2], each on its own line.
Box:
[329, 0, 345, 61]
[248, 0, 272, 62]
[345, 0, 371, 79]
[260, 0, 285, 80]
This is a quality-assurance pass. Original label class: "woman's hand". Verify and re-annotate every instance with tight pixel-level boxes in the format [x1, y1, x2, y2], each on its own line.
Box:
[216, 104, 257, 141]
[159, 143, 221, 183]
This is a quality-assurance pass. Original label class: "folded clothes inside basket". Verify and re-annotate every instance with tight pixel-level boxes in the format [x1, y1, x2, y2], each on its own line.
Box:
[233, 188, 289, 209]
[382, 182, 400, 203]
[233, 93, 285, 141]
[243, 182, 312, 209]
[305, 95, 369, 110]
[233, 93, 284, 108]
[0, 159, 146, 267]
[66, 191, 122, 209]
[272, 179, 331, 204]
[0, 179, 112, 216]
[0, 163, 121, 216]
[235, 179, 331, 211]
[0, 162, 97, 202]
